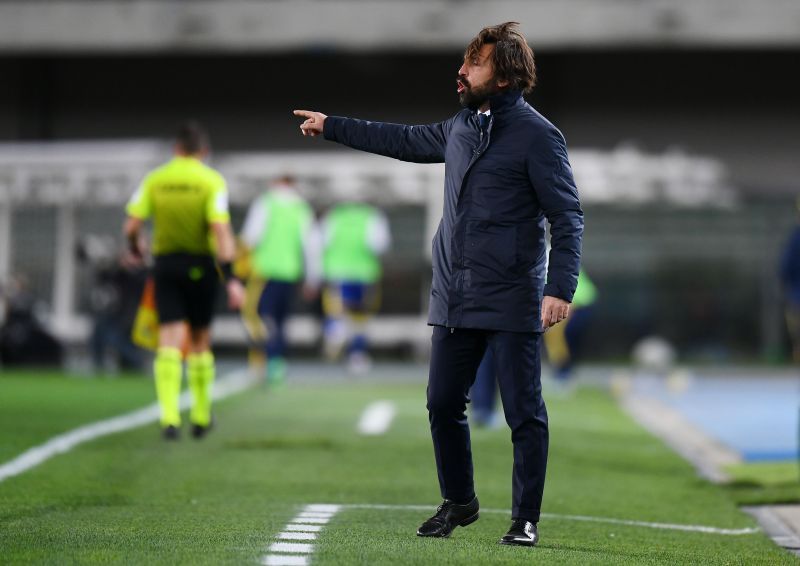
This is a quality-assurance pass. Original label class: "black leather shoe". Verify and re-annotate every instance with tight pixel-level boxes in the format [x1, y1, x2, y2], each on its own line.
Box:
[162, 425, 179, 441]
[499, 519, 538, 546]
[191, 417, 214, 439]
[416, 497, 479, 537]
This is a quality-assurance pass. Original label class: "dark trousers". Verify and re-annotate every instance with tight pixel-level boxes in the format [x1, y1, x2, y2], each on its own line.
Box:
[427, 326, 548, 522]
[257, 280, 296, 358]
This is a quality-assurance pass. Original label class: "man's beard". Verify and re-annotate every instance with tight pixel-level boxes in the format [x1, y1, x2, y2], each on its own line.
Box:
[458, 78, 498, 110]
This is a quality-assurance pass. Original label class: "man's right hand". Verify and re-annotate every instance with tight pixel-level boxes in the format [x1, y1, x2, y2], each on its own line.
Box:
[293, 110, 327, 137]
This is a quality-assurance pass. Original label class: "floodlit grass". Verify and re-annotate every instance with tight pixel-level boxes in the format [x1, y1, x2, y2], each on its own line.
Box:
[0, 369, 794, 564]
[0, 370, 153, 462]
[725, 461, 800, 506]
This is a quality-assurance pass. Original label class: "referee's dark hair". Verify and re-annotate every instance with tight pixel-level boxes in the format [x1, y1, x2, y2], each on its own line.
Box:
[176, 120, 209, 155]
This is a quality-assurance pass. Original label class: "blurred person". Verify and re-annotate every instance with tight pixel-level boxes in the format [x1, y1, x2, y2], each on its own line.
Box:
[319, 201, 391, 374]
[239, 175, 318, 386]
[780, 199, 800, 363]
[124, 121, 244, 440]
[294, 22, 582, 547]
[77, 234, 148, 373]
[469, 349, 500, 428]
[0, 274, 63, 366]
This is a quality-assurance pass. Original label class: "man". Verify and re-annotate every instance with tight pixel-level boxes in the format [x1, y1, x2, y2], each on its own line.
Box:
[124, 121, 244, 440]
[319, 200, 390, 373]
[239, 175, 318, 385]
[295, 22, 583, 547]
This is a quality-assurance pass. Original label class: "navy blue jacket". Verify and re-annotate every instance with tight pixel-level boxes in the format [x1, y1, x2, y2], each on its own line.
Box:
[323, 90, 583, 332]
[781, 225, 800, 306]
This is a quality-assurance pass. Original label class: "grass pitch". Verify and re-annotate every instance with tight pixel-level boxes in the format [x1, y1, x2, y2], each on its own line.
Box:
[0, 367, 794, 564]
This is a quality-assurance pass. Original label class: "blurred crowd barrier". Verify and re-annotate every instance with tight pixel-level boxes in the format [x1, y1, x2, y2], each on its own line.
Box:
[0, 141, 793, 363]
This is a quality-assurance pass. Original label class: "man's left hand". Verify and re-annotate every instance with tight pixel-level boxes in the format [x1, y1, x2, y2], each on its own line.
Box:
[541, 296, 570, 330]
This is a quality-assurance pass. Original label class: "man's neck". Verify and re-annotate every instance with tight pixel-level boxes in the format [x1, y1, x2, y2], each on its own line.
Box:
[478, 102, 490, 113]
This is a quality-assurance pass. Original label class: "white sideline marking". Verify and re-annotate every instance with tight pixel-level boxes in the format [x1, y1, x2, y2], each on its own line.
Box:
[343, 504, 759, 536]
[263, 556, 308, 566]
[269, 542, 314, 554]
[357, 400, 396, 435]
[0, 369, 257, 483]
[262, 505, 341, 566]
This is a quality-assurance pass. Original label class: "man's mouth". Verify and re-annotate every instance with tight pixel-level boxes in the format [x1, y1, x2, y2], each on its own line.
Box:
[457, 79, 468, 93]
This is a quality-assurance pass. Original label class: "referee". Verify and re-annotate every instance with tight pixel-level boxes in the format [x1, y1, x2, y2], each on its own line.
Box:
[124, 121, 244, 440]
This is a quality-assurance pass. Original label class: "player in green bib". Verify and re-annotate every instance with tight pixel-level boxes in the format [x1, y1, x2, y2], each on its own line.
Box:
[320, 202, 391, 373]
[124, 122, 244, 440]
[239, 176, 318, 385]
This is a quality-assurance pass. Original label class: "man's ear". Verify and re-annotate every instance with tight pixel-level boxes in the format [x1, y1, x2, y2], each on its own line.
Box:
[496, 77, 510, 88]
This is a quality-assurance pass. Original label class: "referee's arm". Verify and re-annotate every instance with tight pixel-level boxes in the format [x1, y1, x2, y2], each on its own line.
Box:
[211, 221, 245, 309]
[123, 216, 145, 258]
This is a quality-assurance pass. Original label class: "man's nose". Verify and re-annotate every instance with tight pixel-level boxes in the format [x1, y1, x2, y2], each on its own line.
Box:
[457, 63, 466, 77]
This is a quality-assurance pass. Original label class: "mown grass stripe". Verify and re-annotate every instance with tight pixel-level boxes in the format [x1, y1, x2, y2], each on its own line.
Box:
[285, 525, 323, 532]
[278, 532, 317, 541]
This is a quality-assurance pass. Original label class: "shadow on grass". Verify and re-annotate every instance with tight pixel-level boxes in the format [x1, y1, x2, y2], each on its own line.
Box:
[223, 437, 338, 451]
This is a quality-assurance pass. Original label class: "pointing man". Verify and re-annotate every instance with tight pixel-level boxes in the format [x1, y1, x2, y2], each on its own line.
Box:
[294, 22, 583, 547]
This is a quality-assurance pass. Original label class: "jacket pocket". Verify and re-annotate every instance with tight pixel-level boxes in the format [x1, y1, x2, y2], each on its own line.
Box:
[463, 221, 518, 281]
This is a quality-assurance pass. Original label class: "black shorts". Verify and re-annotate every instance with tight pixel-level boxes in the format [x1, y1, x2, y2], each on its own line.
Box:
[153, 253, 219, 329]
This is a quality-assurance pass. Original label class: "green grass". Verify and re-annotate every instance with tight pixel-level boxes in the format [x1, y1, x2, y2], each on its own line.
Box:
[0, 370, 154, 462]
[725, 461, 800, 506]
[0, 369, 795, 564]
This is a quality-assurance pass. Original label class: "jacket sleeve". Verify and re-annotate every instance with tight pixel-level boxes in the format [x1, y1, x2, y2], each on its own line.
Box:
[323, 116, 449, 163]
[527, 127, 584, 302]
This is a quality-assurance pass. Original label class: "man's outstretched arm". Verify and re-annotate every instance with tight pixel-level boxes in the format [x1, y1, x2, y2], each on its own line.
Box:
[294, 109, 449, 164]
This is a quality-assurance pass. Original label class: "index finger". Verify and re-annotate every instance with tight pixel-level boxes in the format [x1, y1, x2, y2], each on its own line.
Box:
[293, 110, 315, 119]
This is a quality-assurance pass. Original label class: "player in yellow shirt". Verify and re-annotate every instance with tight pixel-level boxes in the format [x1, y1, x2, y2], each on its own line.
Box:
[124, 121, 244, 440]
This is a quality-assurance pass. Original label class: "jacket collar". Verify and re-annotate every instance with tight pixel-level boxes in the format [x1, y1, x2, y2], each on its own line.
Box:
[487, 89, 523, 114]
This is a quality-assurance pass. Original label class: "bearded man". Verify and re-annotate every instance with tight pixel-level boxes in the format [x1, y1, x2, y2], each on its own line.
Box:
[294, 22, 583, 547]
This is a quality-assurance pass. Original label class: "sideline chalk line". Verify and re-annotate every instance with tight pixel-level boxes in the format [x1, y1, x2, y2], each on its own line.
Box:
[0, 368, 258, 483]
[341, 504, 759, 536]
[260, 501, 758, 566]
[263, 504, 341, 566]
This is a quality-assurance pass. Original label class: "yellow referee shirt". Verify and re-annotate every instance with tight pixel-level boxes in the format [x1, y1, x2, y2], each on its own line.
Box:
[126, 156, 230, 256]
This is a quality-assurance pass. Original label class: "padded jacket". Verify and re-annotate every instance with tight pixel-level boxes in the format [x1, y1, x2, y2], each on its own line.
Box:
[322, 89, 583, 332]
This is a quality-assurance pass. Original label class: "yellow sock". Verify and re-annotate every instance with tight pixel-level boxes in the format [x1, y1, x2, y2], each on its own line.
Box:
[187, 351, 215, 426]
[154, 347, 183, 427]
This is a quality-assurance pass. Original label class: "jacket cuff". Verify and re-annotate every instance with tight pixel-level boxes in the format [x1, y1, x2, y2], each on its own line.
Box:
[543, 282, 574, 303]
[322, 116, 341, 141]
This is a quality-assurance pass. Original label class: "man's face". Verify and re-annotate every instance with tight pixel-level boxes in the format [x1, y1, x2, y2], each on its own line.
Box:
[457, 43, 499, 110]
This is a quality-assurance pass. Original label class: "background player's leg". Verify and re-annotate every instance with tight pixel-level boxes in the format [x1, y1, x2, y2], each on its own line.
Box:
[470, 349, 499, 427]
[322, 283, 347, 360]
[155, 321, 187, 432]
[187, 328, 214, 432]
[259, 281, 295, 385]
